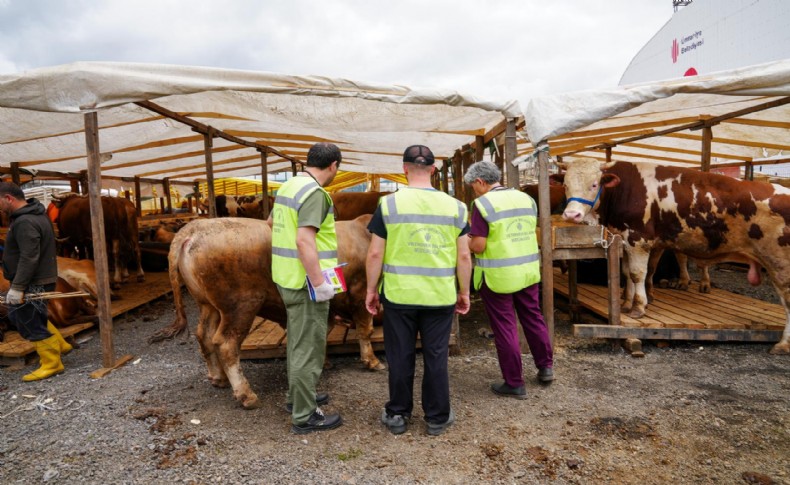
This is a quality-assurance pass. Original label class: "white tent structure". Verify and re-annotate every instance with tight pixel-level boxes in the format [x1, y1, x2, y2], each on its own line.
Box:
[0, 62, 522, 369]
[520, 59, 790, 338]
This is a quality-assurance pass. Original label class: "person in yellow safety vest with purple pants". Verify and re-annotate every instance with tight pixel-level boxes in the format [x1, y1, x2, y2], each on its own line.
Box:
[464, 161, 554, 399]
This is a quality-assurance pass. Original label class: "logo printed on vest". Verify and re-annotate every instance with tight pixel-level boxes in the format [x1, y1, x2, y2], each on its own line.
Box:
[406, 227, 450, 255]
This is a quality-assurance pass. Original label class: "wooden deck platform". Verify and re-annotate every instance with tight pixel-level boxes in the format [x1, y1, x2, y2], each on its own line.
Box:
[0, 271, 173, 366]
[240, 315, 460, 360]
[553, 269, 786, 342]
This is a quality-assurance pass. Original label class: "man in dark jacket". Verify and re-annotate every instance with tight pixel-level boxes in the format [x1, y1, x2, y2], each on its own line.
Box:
[0, 182, 68, 381]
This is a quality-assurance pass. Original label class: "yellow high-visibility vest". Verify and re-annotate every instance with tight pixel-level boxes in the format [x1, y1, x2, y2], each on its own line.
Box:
[271, 175, 337, 289]
[473, 188, 540, 293]
[381, 188, 467, 306]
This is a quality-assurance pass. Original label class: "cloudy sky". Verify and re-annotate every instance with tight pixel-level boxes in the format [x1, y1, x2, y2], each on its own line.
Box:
[0, 0, 673, 105]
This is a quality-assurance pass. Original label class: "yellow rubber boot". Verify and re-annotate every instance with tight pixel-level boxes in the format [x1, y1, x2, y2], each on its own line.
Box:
[22, 335, 65, 382]
[47, 321, 73, 355]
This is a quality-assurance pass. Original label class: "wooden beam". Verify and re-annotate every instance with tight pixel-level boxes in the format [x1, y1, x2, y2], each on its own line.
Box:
[723, 117, 790, 129]
[203, 129, 217, 219]
[83, 112, 115, 369]
[452, 151, 463, 199]
[441, 159, 449, 194]
[475, 135, 485, 163]
[163, 177, 173, 213]
[623, 141, 752, 162]
[573, 324, 782, 342]
[562, 96, 790, 156]
[700, 126, 713, 172]
[537, 143, 554, 346]
[135, 100, 303, 166]
[668, 132, 790, 152]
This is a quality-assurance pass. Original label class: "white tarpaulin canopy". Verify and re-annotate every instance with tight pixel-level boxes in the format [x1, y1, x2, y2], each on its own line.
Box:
[0, 62, 521, 184]
[521, 59, 790, 172]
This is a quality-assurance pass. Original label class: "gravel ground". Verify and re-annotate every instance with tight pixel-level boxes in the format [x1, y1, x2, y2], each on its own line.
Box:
[1, 267, 788, 484]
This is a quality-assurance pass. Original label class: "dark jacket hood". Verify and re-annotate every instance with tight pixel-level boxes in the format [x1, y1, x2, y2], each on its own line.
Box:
[11, 198, 46, 219]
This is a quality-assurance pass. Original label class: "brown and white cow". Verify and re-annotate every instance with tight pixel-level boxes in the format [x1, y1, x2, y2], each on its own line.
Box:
[553, 158, 790, 354]
[153, 215, 383, 408]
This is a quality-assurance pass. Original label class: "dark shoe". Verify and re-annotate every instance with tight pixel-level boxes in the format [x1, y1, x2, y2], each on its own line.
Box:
[291, 407, 343, 434]
[285, 392, 329, 413]
[537, 367, 555, 383]
[490, 381, 527, 399]
[380, 409, 408, 435]
[426, 409, 455, 436]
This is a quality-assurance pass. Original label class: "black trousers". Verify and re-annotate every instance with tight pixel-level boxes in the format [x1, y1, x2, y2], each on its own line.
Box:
[7, 283, 55, 342]
[382, 303, 454, 424]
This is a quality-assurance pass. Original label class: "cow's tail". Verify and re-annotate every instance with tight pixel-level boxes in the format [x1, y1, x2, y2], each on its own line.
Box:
[148, 236, 190, 344]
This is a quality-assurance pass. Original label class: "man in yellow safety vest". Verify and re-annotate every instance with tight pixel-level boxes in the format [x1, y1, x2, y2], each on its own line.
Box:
[464, 161, 554, 400]
[365, 145, 472, 436]
[271, 143, 343, 434]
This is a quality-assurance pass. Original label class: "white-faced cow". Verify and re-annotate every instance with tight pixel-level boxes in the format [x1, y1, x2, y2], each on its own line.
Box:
[153, 215, 383, 409]
[553, 158, 790, 354]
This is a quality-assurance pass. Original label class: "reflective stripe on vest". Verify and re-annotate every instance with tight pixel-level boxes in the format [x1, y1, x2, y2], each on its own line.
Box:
[381, 188, 467, 306]
[473, 189, 541, 294]
[271, 175, 338, 289]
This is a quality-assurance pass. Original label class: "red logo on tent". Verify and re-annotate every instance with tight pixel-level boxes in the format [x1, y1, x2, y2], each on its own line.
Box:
[671, 38, 679, 63]
[684, 67, 698, 76]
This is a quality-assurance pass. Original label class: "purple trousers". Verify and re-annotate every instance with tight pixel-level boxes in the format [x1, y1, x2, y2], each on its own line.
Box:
[479, 280, 553, 388]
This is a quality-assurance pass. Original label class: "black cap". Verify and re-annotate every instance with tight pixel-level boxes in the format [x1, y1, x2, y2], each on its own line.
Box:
[403, 145, 435, 165]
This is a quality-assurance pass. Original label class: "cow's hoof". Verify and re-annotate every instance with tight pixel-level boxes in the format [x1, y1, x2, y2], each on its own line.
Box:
[621, 303, 632, 313]
[699, 284, 711, 294]
[240, 394, 261, 409]
[137, 275, 145, 282]
[111, 283, 122, 290]
[628, 309, 646, 319]
[769, 343, 790, 355]
[209, 377, 230, 388]
[365, 360, 386, 371]
[658, 279, 669, 289]
[676, 281, 689, 291]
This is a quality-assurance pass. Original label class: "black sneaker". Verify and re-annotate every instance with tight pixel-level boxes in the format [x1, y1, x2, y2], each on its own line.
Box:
[537, 367, 555, 383]
[380, 409, 408, 435]
[490, 381, 528, 399]
[285, 392, 329, 413]
[291, 407, 343, 434]
[426, 409, 455, 436]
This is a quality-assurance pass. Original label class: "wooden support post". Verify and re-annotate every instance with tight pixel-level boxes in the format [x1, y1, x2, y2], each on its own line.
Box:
[568, 260, 579, 321]
[187, 197, 193, 213]
[10, 162, 21, 186]
[475, 135, 485, 163]
[607, 233, 622, 326]
[505, 119, 519, 189]
[203, 129, 217, 219]
[291, 161, 298, 176]
[744, 161, 753, 180]
[163, 178, 172, 214]
[452, 152, 463, 199]
[134, 176, 142, 217]
[605, 146, 612, 164]
[441, 160, 449, 194]
[124, 190, 131, 201]
[495, 144, 505, 184]
[461, 146, 474, 204]
[260, 150, 270, 219]
[83, 112, 116, 369]
[537, 142, 554, 345]
[159, 197, 165, 213]
[701, 125, 713, 172]
[70, 178, 80, 193]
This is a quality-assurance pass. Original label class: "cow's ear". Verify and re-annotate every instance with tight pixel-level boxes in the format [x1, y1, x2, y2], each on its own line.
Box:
[549, 173, 565, 186]
[601, 173, 620, 188]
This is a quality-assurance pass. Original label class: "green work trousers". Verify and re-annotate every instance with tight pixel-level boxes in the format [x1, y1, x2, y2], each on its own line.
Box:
[277, 285, 330, 425]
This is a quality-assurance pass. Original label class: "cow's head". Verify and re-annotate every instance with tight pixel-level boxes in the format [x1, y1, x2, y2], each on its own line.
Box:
[552, 158, 620, 224]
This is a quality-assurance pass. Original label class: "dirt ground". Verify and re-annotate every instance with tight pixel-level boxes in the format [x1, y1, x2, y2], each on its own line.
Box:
[1, 267, 789, 484]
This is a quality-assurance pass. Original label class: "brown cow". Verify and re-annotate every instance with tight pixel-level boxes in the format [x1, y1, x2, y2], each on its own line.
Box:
[153, 215, 383, 408]
[331, 191, 391, 221]
[238, 196, 275, 220]
[554, 158, 790, 354]
[56, 256, 120, 303]
[520, 184, 566, 215]
[199, 195, 242, 217]
[50, 194, 144, 289]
